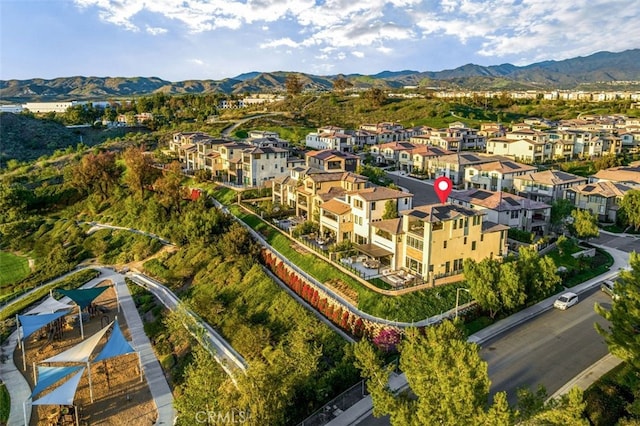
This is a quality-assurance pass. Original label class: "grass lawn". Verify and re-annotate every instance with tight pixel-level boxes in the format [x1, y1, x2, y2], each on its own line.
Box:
[0, 383, 8, 425]
[546, 244, 614, 287]
[0, 251, 30, 287]
[230, 205, 462, 322]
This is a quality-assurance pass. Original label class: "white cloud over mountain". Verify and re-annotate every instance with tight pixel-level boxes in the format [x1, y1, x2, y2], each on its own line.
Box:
[74, 0, 638, 67]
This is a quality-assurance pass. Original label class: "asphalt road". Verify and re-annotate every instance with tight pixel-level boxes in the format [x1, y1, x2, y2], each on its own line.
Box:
[592, 232, 640, 253]
[482, 286, 611, 405]
[386, 172, 440, 206]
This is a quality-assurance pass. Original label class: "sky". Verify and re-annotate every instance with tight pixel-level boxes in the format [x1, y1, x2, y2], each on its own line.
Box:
[1, 0, 639, 82]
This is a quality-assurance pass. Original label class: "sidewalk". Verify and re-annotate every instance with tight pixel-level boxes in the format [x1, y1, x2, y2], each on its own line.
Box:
[327, 247, 630, 425]
[0, 267, 175, 426]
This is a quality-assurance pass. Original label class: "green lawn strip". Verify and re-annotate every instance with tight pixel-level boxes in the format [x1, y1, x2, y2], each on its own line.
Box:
[230, 205, 459, 321]
[0, 251, 31, 287]
[0, 383, 9, 425]
[547, 246, 613, 287]
[0, 269, 100, 324]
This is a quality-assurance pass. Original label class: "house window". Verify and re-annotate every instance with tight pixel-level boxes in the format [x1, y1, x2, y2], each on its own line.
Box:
[371, 202, 376, 210]
[261, 165, 264, 170]
[464, 237, 467, 244]
[407, 236, 424, 251]
[472, 241, 476, 250]
[443, 241, 447, 249]
[354, 199, 363, 209]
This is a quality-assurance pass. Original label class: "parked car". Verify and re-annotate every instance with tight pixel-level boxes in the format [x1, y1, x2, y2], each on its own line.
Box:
[554, 292, 579, 310]
[601, 279, 619, 300]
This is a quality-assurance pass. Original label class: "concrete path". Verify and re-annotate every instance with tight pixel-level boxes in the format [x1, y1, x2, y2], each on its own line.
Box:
[113, 271, 176, 425]
[0, 267, 175, 426]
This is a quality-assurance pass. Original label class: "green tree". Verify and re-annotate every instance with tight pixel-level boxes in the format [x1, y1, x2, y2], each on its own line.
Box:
[332, 76, 352, 93]
[285, 73, 304, 97]
[516, 386, 587, 425]
[68, 151, 121, 199]
[122, 145, 157, 198]
[619, 189, 640, 231]
[596, 251, 640, 371]
[362, 88, 387, 108]
[0, 182, 31, 223]
[516, 246, 560, 303]
[382, 200, 398, 219]
[570, 209, 599, 240]
[154, 161, 185, 213]
[464, 257, 526, 319]
[550, 199, 574, 225]
[355, 322, 511, 425]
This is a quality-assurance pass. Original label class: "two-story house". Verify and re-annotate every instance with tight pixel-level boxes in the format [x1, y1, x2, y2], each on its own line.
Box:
[241, 146, 289, 187]
[513, 170, 588, 202]
[564, 181, 632, 221]
[449, 189, 551, 235]
[398, 145, 452, 174]
[306, 126, 355, 151]
[464, 160, 537, 191]
[370, 142, 416, 166]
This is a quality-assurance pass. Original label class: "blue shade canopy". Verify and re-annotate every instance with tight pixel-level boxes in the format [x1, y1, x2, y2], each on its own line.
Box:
[58, 286, 109, 310]
[93, 320, 135, 362]
[31, 365, 83, 399]
[18, 311, 69, 340]
[31, 368, 85, 406]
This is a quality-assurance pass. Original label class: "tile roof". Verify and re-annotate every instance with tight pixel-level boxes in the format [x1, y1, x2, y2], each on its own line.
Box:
[482, 221, 510, 233]
[515, 170, 586, 185]
[470, 160, 537, 174]
[320, 198, 351, 215]
[372, 218, 403, 234]
[567, 181, 632, 198]
[349, 186, 412, 201]
[450, 189, 550, 211]
[592, 166, 640, 185]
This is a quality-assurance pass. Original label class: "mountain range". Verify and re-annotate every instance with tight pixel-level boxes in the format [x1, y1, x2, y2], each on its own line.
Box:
[1, 49, 639, 102]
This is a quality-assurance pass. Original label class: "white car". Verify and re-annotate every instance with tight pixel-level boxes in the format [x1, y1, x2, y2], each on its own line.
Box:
[554, 292, 579, 310]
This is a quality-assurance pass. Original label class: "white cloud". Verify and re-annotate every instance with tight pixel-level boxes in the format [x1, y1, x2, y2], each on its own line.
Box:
[190, 59, 204, 66]
[74, 0, 640, 68]
[146, 25, 168, 35]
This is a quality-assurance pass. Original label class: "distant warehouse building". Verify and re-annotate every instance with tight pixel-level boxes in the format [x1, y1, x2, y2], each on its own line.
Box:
[23, 101, 86, 113]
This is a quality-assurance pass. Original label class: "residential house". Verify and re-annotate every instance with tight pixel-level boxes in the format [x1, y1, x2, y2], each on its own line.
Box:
[486, 129, 552, 163]
[464, 160, 537, 191]
[398, 145, 452, 174]
[306, 150, 360, 172]
[241, 146, 289, 187]
[478, 122, 507, 138]
[513, 170, 588, 202]
[591, 164, 640, 185]
[306, 126, 355, 151]
[400, 203, 509, 282]
[370, 142, 416, 166]
[564, 181, 632, 221]
[449, 189, 551, 235]
[426, 153, 508, 187]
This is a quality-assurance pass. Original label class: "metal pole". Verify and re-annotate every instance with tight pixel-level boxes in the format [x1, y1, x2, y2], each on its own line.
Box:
[79, 305, 84, 340]
[87, 362, 94, 403]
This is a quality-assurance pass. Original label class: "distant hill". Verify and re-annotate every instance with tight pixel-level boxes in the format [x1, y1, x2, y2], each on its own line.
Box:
[1, 49, 639, 102]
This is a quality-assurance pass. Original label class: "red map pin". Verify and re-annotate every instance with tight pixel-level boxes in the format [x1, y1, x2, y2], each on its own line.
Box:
[434, 176, 452, 204]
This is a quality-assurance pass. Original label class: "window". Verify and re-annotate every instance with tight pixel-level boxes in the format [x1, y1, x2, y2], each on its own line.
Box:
[261, 165, 264, 170]
[472, 241, 476, 250]
[510, 210, 519, 219]
[453, 220, 457, 230]
[432, 221, 443, 231]
[464, 237, 467, 245]
[407, 236, 424, 250]
[443, 241, 447, 249]
[354, 199, 363, 209]
[371, 202, 376, 210]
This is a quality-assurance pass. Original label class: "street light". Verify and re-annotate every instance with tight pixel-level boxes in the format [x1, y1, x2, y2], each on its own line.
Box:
[455, 287, 471, 318]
